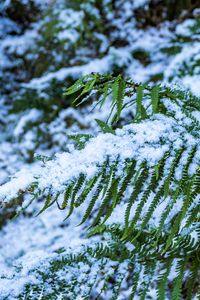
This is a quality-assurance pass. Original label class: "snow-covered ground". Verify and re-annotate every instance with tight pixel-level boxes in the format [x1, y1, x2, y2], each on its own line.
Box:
[0, 0, 199, 298]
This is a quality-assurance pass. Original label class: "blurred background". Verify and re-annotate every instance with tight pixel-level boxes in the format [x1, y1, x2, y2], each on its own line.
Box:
[0, 0, 199, 298]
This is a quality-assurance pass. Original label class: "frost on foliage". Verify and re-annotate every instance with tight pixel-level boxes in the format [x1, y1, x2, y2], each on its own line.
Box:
[1, 0, 199, 174]
[0, 238, 131, 300]
[0, 200, 93, 299]
[0, 250, 55, 299]
[0, 113, 197, 203]
[1, 105, 199, 247]
[0, 1, 200, 299]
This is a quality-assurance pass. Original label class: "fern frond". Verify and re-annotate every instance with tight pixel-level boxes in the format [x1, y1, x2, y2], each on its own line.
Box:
[1, 75, 200, 299]
[171, 259, 185, 300]
[151, 85, 160, 114]
[157, 259, 173, 300]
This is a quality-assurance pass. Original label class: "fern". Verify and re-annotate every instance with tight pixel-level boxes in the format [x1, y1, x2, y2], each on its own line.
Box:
[112, 75, 126, 121]
[157, 258, 173, 300]
[136, 84, 147, 120]
[1, 74, 200, 299]
[95, 119, 115, 134]
[171, 259, 185, 300]
[151, 85, 160, 114]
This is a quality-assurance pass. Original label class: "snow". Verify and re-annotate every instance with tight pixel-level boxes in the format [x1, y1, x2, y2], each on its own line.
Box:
[0, 0, 200, 298]
[181, 75, 200, 96]
[23, 56, 112, 90]
[0, 167, 37, 202]
[0, 192, 94, 298]
[132, 0, 150, 9]
[164, 42, 200, 96]
[14, 109, 42, 137]
[176, 19, 196, 36]
[1, 114, 195, 203]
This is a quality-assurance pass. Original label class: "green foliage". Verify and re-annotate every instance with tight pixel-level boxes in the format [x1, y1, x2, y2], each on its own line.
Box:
[68, 133, 93, 150]
[135, 84, 147, 120]
[18, 228, 200, 299]
[11, 74, 200, 299]
[95, 119, 114, 133]
[150, 85, 160, 113]
[1, 0, 200, 297]
[64, 73, 200, 125]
